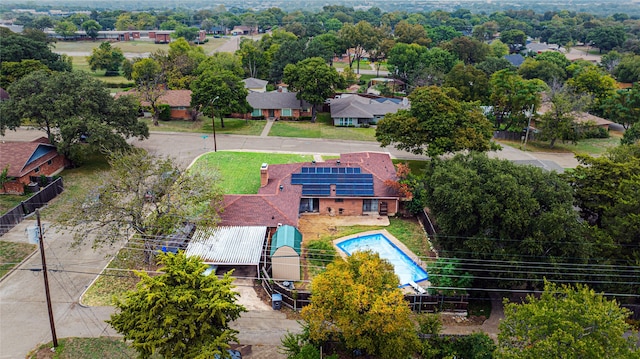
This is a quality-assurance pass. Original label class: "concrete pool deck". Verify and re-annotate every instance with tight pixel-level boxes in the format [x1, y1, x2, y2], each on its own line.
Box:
[332, 229, 430, 290]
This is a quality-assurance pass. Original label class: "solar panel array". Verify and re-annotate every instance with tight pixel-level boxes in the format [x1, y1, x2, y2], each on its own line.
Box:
[292, 166, 374, 197]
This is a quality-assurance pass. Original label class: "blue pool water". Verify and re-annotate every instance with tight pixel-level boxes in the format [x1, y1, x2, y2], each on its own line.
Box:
[336, 233, 428, 286]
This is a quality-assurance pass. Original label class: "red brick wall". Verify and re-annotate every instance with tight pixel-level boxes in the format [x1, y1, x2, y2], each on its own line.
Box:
[1, 181, 23, 194]
[171, 109, 191, 119]
[318, 198, 397, 216]
[19, 155, 65, 185]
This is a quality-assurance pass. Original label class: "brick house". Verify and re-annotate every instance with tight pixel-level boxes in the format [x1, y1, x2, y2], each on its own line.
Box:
[219, 152, 400, 229]
[329, 94, 409, 127]
[246, 91, 312, 120]
[0, 138, 65, 194]
[115, 90, 192, 120]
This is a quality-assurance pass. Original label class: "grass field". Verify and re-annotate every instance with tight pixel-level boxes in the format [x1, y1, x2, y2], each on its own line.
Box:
[141, 117, 265, 136]
[71, 56, 131, 84]
[27, 337, 144, 359]
[0, 241, 37, 278]
[0, 193, 30, 214]
[269, 113, 376, 141]
[53, 36, 227, 55]
[189, 151, 313, 194]
[496, 134, 622, 157]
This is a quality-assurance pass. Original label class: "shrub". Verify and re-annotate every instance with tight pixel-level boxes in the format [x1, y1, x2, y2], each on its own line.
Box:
[305, 240, 336, 268]
[298, 116, 312, 122]
[157, 104, 171, 121]
[251, 115, 265, 120]
[581, 126, 610, 139]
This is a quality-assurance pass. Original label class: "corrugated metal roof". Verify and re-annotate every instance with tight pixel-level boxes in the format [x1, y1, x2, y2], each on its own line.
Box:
[185, 226, 267, 265]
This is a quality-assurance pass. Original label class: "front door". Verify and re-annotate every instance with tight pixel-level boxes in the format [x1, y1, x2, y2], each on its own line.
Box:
[268, 109, 275, 118]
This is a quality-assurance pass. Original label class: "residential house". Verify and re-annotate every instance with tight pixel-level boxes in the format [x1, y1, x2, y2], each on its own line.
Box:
[154, 31, 172, 44]
[246, 91, 311, 120]
[243, 77, 268, 93]
[218, 152, 401, 230]
[525, 42, 560, 54]
[329, 94, 410, 127]
[538, 102, 613, 130]
[231, 25, 257, 36]
[115, 89, 192, 120]
[0, 138, 65, 194]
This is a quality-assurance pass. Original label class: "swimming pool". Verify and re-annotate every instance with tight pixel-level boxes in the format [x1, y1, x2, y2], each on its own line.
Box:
[336, 233, 428, 287]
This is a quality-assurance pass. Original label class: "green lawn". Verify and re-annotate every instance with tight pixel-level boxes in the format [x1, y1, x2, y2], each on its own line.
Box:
[140, 117, 265, 135]
[27, 337, 145, 359]
[0, 241, 37, 278]
[0, 193, 30, 214]
[496, 135, 622, 157]
[393, 159, 430, 175]
[53, 37, 227, 55]
[189, 151, 313, 194]
[269, 113, 376, 141]
[71, 56, 130, 84]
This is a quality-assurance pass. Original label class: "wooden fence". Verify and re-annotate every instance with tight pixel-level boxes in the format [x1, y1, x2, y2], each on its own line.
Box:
[493, 130, 536, 142]
[0, 177, 64, 236]
[260, 267, 311, 310]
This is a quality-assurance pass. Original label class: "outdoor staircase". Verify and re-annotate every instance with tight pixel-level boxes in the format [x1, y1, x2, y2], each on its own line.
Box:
[379, 201, 388, 216]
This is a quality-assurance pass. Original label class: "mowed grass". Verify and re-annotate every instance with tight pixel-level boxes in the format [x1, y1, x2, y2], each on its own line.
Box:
[496, 134, 622, 157]
[27, 337, 145, 359]
[140, 117, 266, 135]
[0, 193, 30, 214]
[0, 241, 37, 278]
[189, 151, 312, 194]
[71, 56, 130, 84]
[269, 113, 376, 141]
[53, 37, 228, 55]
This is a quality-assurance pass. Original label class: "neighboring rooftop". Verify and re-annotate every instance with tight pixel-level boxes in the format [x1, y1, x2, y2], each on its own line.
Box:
[115, 89, 191, 107]
[329, 95, 409, 119]
[247, 91, 310, 109]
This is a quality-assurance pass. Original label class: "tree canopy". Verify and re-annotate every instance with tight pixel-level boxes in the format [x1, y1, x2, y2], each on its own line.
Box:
[301, 251, 419, 358]
[497, 281, 640, 359]
[419, 153, 592, 289]
[108, 252, 246, 359]
[376, 85, 497, 157]
[190, 69, 250, 127]
[283, 57, 344, 122]
[87, 41, 125, 76]
[0, 29, 71, 72]
[0, 70, 148, 163]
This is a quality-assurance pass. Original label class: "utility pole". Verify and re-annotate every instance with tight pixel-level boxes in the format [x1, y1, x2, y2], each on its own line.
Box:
[210, 96, 219, 152]
[36, 209, 58, 349]
[523, 105, 534, 151]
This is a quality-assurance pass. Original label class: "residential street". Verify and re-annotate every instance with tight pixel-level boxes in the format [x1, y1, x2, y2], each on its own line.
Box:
[0, 127, 577, 357]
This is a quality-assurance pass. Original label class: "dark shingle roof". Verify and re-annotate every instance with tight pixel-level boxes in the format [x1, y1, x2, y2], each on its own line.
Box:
[0, 137, 59, 178]
[247, 92, 310, 110]
[330, 95, 409, 119]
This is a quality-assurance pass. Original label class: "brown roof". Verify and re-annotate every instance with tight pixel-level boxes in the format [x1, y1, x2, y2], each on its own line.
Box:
[218, 152, 398, 228]
[0, 137, 60, 178]
[538, 102, 613, 127]
[114, 89, 192, 108]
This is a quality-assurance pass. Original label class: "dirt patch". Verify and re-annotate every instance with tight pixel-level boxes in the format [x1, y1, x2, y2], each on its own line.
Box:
[440, 314, 487, 326]
[297, 214, 389, 242]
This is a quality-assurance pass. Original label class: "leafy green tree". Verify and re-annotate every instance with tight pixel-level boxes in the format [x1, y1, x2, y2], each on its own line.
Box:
[622, 122, 640, 145]
[301, 251, 420, 359]
[283, 57, 344, 122]
[0, 59, 49, 88]
[156, 38, 206, 90]
[537, 83, 591, 148]
[500, 29, 526, 52]
[426, 25, 462, 45]
[81, 19, 102, 41]
[131, 58, 166, 126]
[338, 21, 382, 74]
[613, 54, 640, 83]
[535, 51, 571, 69]
[600, 50, 623, 74]
[518, 57, 566, 84]
[305, 33, 342, 65]
[567, 65, 617, 103]
[426, 258, 473, 295]
[173, 27, 200, 42]
[269, 38, 307, 83]
[236, 39, 268, 79]
[489, 39, 510, 58]
[0, 70, 148, 163]
[87, 42, 125, 76]
[160, 20, 181, 30]
[441, 36, 490, 65]
[190, 69, 250, 128]
[498, 281, 640, 359]
[602, 85, 640, 130]
[489, 69, 545, 130]
[394, 20, 430, 46]
[30, 16, 54, 31]
[563, 144, 640, 282]
[443, 63, 490, 102]
[108, 252, 246, 359]
[476, 57, 515, 75]
[422, 153, 590, 289]
[63, 149, 223, 253]
[587, 26, 627, 53]
[196, 52, 244, 77]
[376, 86, 496, 157]
[0, 30, 71, 72]
[54, 21, 77, 39]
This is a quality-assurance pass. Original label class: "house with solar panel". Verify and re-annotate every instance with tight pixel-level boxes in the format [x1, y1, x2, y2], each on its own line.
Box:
[219, 152, 400, 229]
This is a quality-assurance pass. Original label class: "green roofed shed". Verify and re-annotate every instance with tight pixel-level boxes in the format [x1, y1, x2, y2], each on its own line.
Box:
[270, 225, 302, 281]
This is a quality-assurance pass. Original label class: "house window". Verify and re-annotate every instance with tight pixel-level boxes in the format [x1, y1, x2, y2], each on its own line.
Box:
[335, 199, 344, 203]
[281, 108, 292, 117]
[34, 167, 40, 173]
[339, 118, 353, 126]
[47, 159, 52, 165]
[252, 108, 261, 117]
